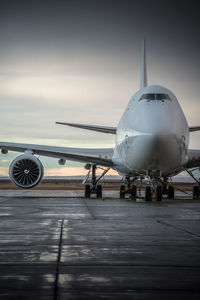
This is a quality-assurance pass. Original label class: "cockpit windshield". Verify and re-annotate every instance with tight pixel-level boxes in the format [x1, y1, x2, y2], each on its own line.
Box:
[139, 93, 171, 101]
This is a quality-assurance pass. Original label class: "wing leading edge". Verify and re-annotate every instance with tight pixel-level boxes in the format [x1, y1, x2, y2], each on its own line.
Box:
[0, 142, 114, 167]
[56, 123, 200, 134]
[56, 122, 117, 134]
[189, 126, 200, 132]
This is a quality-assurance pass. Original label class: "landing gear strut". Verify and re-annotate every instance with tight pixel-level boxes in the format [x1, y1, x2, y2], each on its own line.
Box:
[84, 165, 110, 198]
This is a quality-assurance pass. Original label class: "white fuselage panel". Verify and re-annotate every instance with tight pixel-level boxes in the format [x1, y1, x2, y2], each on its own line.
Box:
[113, 85, 189, 177]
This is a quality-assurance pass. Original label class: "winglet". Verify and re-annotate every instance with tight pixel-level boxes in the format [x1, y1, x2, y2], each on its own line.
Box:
[140, 39, 147, 89]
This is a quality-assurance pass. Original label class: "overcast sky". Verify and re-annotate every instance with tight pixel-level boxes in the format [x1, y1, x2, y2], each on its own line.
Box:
[0, 0, 199, 176]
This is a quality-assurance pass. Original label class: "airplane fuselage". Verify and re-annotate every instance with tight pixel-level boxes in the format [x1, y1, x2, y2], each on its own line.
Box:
[113, 85, 189, 178]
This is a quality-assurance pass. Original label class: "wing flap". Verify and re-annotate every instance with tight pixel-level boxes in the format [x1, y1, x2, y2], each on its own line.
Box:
[55, 122, 116, 134]
[0, 142, 114, 167]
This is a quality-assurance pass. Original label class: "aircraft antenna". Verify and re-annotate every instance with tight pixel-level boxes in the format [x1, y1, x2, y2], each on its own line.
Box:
[140, 39, 147, 89]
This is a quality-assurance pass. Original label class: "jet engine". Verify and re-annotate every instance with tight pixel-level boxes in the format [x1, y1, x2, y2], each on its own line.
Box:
[9, 154, 44, 188]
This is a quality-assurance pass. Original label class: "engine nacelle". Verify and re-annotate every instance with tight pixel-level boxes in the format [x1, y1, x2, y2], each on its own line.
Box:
[9, 154, 44, 188]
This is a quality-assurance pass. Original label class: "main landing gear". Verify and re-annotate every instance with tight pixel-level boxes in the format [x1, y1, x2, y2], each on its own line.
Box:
[119, 176, 138, 199]
[186, 169, 200, 200]
[119, 184, 137, 199]
[84, 165, 110, 198]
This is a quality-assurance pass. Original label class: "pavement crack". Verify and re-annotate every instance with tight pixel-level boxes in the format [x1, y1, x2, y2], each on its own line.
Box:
[54, 219, 64, 300]
[157, 220, 200, 237]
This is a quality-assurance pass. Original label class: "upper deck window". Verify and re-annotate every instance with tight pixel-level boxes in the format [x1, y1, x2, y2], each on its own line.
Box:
[139, 93, 171, 101]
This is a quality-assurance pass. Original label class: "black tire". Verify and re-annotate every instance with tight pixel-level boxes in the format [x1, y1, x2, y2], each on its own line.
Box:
[96, 184, 102, 198]
[193, 186, 200, 199]
[168, 186, 174, 199]
[120, 185, 126, 198]
[162, 184, 168, 195]
[131, 185, 137, 198]
[156, 185, 163, 201]
[85, 184, 91, 198]
[145, 186, 152, 201]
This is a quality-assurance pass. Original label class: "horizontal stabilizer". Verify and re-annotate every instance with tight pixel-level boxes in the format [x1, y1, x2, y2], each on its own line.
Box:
[56, 122, 116, 134]
[189, 126, 200, 132]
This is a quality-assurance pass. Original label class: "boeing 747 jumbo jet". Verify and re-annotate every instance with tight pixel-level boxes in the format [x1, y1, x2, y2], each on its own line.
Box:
[0, 41, 200, 201]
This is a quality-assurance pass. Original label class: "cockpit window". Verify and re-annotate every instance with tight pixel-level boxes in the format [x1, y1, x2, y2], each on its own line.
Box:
[139, 93, 171, 101]
[139, 93, 156, 100]
[156, 94, 171, 100]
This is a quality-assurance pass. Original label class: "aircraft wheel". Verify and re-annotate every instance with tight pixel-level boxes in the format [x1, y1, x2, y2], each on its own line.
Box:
[145, 186, 152, 201]
[131, 185, 137, 198]
[156, 185, 163, 201]
[120, 185, 126, 198]
[85, 184, 91, 198]
[162, 184, 168, 195]
[168, 186, 174, 199]
[193, 186, 200, 199]
[96, 184, 102, 198]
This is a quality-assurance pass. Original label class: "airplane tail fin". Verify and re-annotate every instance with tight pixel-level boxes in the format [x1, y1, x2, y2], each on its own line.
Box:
[140, 39, 147, 89]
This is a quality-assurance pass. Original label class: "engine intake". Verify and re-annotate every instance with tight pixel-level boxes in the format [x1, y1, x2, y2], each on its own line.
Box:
[9, 154, 44, 188]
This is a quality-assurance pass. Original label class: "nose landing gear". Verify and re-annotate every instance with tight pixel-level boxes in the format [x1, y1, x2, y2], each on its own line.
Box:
[144, 177, 176, 202]
[144, 183, 163, 202]
[146, 178, 164, 202]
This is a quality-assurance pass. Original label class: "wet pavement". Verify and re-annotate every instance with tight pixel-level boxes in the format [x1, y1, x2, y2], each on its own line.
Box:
[0, 191, 200, 299]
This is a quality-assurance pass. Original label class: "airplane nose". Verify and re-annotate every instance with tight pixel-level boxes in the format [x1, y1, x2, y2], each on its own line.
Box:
[124, 133, 184, 175]
[144, 134, 185, 174]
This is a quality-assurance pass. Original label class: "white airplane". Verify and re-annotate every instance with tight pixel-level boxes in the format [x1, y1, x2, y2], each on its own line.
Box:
[0, 41, 200, 201]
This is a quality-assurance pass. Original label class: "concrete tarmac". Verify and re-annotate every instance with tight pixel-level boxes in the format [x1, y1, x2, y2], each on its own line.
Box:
[0, 190, 200, 299]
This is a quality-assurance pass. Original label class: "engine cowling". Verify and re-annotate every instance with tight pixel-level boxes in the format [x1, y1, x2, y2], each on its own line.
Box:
[9, 154, 44, 188]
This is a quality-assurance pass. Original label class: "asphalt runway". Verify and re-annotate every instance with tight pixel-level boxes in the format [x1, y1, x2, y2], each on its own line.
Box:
[0, 190, 200, 299]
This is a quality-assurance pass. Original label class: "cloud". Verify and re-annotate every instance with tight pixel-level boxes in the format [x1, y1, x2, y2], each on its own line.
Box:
[0, 159, 9, 163]
[0, 167, 8, 176]
[44, 166, 118, 177]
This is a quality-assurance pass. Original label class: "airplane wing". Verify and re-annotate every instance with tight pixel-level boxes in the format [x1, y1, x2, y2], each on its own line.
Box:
[184, 149, 200, 168]
[56, 122, 117, 134]
[0, 142, 114, 167]
[189, 126, 200, 132]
